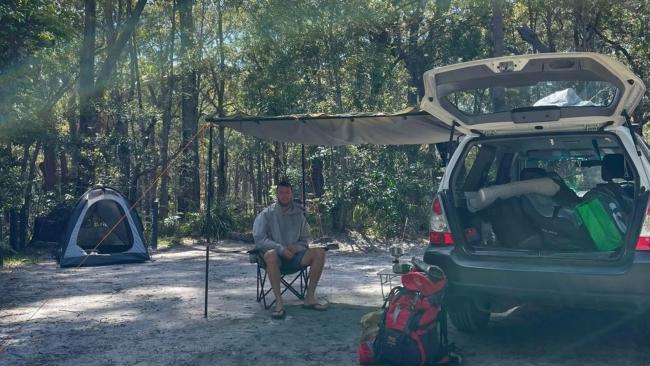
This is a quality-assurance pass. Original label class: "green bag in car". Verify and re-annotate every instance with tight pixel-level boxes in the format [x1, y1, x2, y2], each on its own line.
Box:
[576, 198, 624, 251]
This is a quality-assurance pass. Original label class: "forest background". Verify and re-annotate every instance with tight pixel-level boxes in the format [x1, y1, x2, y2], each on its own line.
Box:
[1, 0, 649, 255]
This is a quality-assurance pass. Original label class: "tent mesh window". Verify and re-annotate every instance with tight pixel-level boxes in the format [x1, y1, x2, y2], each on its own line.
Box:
[77, 200, 134, 254]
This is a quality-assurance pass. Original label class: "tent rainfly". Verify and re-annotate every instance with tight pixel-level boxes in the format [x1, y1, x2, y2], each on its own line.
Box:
[59, 186, 150, 268]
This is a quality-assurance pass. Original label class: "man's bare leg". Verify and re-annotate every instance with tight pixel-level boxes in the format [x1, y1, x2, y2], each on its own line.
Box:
[300, 248, 326, 305]
[263, 249, 284, 312]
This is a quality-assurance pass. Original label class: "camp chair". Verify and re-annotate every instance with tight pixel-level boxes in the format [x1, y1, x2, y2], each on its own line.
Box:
[248, 249, 309, 309]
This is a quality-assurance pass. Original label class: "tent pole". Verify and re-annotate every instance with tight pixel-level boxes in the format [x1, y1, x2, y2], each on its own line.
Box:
[205, 124, 214, 319]
[301, 144, 306, 208]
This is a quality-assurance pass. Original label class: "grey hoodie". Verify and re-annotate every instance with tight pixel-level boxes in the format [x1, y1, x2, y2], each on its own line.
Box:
[253, 202, 310, 255]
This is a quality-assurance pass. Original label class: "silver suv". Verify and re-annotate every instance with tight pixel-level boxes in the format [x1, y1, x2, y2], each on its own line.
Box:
[420, 53, 650, 332]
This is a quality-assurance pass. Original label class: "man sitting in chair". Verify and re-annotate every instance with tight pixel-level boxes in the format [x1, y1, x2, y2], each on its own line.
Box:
[253, 180, 327, 318]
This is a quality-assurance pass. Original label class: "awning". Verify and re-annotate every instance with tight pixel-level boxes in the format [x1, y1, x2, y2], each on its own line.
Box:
[205, 108, 454, 145]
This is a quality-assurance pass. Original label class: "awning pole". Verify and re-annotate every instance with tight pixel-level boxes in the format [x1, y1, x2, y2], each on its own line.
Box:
[205, 124, 214, 319]
[301, 144, 306, 208]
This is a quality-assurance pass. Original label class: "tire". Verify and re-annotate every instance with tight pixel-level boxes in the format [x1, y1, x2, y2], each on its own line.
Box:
[447, 297, 490, 333]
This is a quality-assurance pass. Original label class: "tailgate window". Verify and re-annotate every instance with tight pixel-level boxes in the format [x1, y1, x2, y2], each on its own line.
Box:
[447, 80, 617, 116]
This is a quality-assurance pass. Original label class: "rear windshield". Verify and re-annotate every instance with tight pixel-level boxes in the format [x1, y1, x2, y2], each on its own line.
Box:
[446, 80, 618, 116]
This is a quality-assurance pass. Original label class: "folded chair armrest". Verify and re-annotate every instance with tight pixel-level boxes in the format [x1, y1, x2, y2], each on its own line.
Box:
[318, 243, 339, 251]
[248, 249, 262, 264]
[326, 243, 339, 251]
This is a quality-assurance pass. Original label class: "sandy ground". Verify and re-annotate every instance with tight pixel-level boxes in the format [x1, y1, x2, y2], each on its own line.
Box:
[1, 240, 650, 366]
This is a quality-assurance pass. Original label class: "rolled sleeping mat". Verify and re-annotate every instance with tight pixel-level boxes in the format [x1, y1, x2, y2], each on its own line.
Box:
[466, 177, 560, 213]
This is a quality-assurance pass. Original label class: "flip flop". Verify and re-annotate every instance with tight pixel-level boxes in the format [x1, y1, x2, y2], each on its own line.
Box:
[302, 303, 328, 311]
[271, 308, 286, 319]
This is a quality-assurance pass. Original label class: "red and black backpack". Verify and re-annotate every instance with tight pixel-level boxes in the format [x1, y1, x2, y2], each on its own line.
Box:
[360, 264, 460, 366]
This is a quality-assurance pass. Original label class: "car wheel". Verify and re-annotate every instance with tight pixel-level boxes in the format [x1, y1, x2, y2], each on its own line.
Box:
[447, 296, 490, 333]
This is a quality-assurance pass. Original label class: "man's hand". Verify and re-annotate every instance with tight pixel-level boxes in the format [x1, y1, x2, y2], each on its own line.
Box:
[286, 244, 302, 253]
[281, 246, 295, 259]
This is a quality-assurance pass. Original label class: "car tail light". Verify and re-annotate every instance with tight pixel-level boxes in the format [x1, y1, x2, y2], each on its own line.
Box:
[430, 195, 454, 246]
[636, 201, 650, 250]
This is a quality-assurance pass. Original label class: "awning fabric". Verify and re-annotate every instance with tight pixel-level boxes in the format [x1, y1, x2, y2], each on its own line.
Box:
[206, 109, 453, 146]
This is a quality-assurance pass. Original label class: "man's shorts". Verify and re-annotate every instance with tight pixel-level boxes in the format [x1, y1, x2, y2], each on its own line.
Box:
[279, 249, 307, 273]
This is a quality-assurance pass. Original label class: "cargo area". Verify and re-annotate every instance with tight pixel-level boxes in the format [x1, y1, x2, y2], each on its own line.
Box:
[447, 133, 643, 256]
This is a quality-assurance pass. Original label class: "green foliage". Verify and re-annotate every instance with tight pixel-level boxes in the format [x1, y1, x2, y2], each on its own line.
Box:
[307, 144, 442, 238]
[162, 203, 237, 239]
[4, 0, 650, 250]
[0, 0, 73, 70]
[0, 240, 43, 268]
[160, 215, 182, 238]
[0, 0, 75, 135]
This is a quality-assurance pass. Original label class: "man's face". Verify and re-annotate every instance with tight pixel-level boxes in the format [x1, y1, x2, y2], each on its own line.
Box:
[277, 186, 293, 206]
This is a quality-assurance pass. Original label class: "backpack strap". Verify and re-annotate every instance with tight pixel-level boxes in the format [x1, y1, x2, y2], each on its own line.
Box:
[439, 304, 449, 347]
[434, 304, 464, 365]
[382, 286, 402, 308]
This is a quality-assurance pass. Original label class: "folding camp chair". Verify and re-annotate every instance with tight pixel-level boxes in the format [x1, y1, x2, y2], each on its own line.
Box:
[248, 249, 309, 309]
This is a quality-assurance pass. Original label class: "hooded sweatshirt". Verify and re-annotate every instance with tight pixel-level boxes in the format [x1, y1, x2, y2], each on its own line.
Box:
[253, 202, 310, 255]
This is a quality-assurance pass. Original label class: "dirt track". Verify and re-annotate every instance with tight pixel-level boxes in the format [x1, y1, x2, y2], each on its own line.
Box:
[1, 240, 649, 365]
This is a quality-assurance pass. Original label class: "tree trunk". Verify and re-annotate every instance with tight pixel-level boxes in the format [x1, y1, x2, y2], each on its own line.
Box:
[20, 143, 41, 249]
[215, 0, 228, 202]
[544, 8, 557, 52]
[491, 0, 506, 112]
[233, 164, 240, 198]
[126, 4, 147, 203]
[128, 0, 144, 110]
[10, 209, 18, 251]
[217, 126, 227, 200]
[248, 155, 256, 207]
[20, 144, 30, 183]
[79, 0, 96, 132]
[324, 10, 343, 112]
[103, 0, 117, 46]
[59, 149, 68, 196]
[42, 143, 57, 192]
[176, 0, 200, 213]
[159, 1, 177, 220]
[65, 96, 76, 192]
[491, 0, 505, 57]
[405, 0, 426, 105]
[243, 160, 251, 210]
[572, 0, 599, 52]
[332, 147, 347, 232]
[77, 0, 97, 194]
[328, 46, 343, 111]
[272, 142, 281, 185]
[94, 0, 147, 97]
[256, 153, 263, 206]
[114, 90, 132, 193]
[309, 146, 324, 198]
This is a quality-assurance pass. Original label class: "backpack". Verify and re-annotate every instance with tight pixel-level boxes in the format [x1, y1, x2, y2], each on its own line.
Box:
[359, 265, 460, 366]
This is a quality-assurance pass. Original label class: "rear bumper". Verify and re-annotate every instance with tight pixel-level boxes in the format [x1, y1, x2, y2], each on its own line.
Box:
[424, 246, 650, 311]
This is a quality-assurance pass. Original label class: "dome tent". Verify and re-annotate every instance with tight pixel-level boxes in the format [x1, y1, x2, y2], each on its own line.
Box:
[59, 186, 150, 267]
